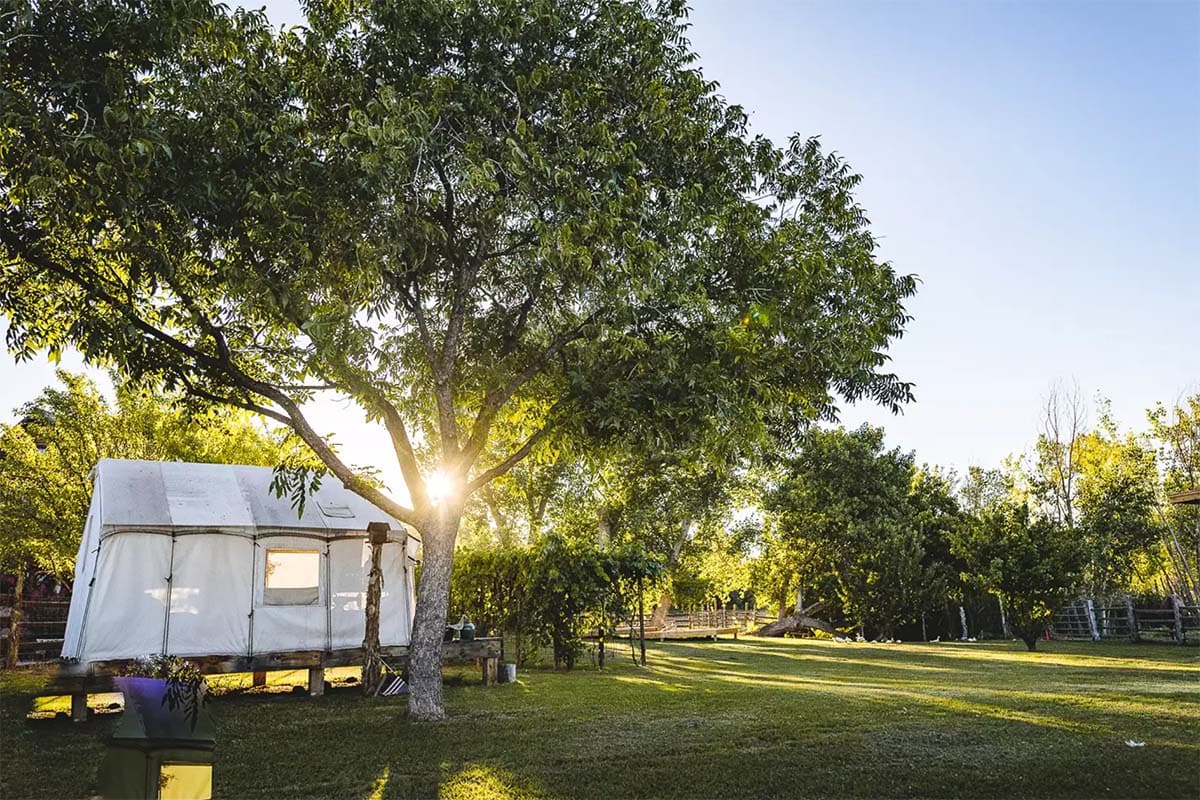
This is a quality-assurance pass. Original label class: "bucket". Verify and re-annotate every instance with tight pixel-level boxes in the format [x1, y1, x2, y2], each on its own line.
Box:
[501, 663, 517, 683]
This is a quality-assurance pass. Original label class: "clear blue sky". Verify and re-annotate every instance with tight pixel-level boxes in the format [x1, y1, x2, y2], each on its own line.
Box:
[2, 0, 1196, 486]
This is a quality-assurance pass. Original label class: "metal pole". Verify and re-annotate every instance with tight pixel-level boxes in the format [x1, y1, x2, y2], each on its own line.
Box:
[162, 534, 177, 655]
[638, 572, 646, 666]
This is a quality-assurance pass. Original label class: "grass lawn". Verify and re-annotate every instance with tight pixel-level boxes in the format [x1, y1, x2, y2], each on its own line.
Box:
[2, 638, 1198, 799]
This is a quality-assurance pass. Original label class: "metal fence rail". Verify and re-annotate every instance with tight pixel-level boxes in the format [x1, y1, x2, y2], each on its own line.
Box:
[1051, 595, 1199, 644]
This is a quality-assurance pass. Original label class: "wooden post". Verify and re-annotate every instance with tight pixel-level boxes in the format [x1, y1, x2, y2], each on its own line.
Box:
[1085, 598, 1100, 641]
[1125, 596, 1138, 642]
[362, 522, 389, 695]
[1172, 595, 1184, 643]
[481, 657, 497, 686]
[598, 611, 606, 670]
[5, 570, 23, 669]
[71, 692, 87, 723]
[308, 667, 325, 696]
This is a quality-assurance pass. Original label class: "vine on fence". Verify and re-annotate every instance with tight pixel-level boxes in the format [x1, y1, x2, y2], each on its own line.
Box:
[449, 536, 663, 668]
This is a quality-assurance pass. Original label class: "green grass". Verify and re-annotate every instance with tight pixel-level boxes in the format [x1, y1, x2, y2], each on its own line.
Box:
[2, 638, 1198, 799]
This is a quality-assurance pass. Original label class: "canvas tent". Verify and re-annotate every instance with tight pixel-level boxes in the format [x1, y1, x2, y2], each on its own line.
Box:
[62, 459, 418, 664]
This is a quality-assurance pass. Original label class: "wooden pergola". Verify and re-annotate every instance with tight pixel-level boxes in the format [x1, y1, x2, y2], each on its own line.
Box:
[1168, 489, 1200, 506]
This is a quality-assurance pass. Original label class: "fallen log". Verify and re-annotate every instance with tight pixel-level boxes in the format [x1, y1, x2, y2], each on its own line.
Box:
[751, 602, 841, 637]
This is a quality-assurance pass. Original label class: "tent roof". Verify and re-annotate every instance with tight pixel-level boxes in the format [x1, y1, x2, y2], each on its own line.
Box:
[92, 458, 407, 535]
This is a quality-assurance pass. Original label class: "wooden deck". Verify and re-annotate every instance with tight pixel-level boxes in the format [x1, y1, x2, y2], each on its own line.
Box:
[653, 626, 739, 641]
[48, 637, 504, 720]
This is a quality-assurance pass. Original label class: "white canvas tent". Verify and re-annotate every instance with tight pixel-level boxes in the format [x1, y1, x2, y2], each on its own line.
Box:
[62, 459, 419, 664]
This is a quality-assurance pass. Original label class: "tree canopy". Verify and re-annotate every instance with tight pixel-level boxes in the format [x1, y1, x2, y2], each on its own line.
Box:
[2, 0, 916, 717]
[761, 425, 959, 638]
[949, 500, 1085, 651]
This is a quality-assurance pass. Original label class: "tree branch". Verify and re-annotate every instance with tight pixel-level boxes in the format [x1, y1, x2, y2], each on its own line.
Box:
[8, 232, 422, 528]
[330, 368, 431, 513]
[458, 319, 591, 470]
[465, 408, 562, 495]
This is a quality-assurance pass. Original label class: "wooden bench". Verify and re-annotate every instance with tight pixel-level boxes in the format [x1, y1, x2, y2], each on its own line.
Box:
[48, 637, 503, 721]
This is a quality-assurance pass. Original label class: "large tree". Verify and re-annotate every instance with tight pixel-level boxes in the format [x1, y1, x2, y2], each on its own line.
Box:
[2, 0, 915, 719]
[950, 501, 1084, 651]
[761, 426, 958, 638]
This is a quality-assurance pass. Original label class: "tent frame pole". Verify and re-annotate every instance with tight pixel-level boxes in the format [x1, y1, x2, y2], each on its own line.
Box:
[324, 539, 333, 653]
[161, 534, 177, 655]
[247, 538, 258, 658]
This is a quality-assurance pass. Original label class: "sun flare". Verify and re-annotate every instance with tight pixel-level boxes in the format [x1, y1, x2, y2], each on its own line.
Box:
[425, 469, 461, 505]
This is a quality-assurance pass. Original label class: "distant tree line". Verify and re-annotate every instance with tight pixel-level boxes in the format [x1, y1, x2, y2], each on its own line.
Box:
[449, 387, 1198, 654]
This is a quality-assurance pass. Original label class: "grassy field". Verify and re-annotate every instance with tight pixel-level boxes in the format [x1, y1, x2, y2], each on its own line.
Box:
[2, 638, 1197, 799]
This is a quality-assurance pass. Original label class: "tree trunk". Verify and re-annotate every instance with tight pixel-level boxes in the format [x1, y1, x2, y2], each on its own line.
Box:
[649, 517, 692, 628]
[407, 505, 462, 721]
[361, 525, 387, 696]
[752, 603, 837, 637]
[1010, 620, 1040, 651]
[6, 570, 24, 669]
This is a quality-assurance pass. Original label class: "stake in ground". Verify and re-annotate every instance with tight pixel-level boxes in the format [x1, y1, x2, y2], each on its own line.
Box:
[2, 638, 1196, 799]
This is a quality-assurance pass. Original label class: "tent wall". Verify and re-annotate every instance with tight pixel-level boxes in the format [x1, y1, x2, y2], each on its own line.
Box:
[251, 534, 332, 654]
[61, 489, 102, 659]
[379, 542, 413, 645]
[76, 533, 173, 661]
[329, 538, 369, 648]
[166, 535, 254, 657]
[65, 530, 414, 663]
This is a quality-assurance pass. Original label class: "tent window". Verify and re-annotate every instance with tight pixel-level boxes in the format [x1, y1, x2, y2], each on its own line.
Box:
[158, 762, 212, 800]
[264, 549, 320, 606]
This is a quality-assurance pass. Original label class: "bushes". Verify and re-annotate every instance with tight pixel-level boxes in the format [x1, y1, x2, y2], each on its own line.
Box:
[450, 536, 661, 668]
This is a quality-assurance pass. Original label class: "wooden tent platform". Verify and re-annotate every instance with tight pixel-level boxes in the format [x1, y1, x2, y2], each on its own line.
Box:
[48, 637, 503, 721]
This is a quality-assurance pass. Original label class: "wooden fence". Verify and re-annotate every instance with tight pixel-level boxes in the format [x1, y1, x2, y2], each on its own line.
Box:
[1050, 596, 1200, 644]
[1, 594, 71, 667]
[662, 608, 772, 630]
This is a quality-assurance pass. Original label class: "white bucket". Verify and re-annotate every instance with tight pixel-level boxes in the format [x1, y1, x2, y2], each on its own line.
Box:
[502, 663, 517, 684]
